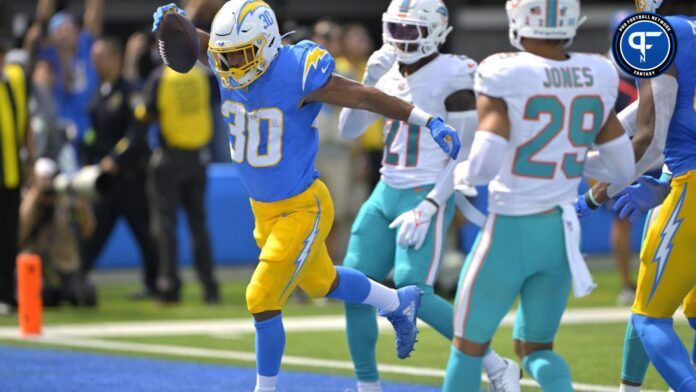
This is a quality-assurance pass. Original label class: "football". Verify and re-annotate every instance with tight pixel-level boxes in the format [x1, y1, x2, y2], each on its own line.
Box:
[156, 12, 200, 73]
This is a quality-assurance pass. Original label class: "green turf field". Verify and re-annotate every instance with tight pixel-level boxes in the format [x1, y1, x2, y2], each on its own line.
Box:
[0, 268, 691, 391]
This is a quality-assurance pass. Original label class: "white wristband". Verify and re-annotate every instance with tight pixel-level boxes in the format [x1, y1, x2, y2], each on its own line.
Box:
[408, 107, 432, 127]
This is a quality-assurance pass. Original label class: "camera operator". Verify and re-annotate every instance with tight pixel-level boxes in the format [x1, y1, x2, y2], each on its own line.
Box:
[79, 37, 158, 301]
[18, 60, 96, 307]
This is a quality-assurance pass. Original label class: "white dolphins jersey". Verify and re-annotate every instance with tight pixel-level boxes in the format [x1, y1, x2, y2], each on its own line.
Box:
[375, 54, 477, 189]
[475, 52, 619, 216]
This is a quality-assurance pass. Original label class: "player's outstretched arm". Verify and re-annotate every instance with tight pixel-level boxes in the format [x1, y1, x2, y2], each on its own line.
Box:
[575, 110, 635, 215]
[580, 66, 677, 213]
[337, 44, 396, 140]
[304, 74, 461, 159]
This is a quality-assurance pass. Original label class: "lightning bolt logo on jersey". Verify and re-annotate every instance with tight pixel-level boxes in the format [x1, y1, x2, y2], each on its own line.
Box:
[632, 16, 696, 318]
[302, 47, 329, 91]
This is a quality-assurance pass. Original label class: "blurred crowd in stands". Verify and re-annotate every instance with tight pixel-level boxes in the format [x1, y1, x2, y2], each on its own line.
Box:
[0, 0, 392, 315]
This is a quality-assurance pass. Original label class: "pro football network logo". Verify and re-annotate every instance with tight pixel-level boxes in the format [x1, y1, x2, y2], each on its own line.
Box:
[611, 12, 676, 78]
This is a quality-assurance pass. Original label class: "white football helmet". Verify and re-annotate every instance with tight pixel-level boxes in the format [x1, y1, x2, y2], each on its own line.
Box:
[505, 0, 587, 51]
[635, 0, 663, 12]
[208, 0, 281, 89]
[382, 0, 452, 64]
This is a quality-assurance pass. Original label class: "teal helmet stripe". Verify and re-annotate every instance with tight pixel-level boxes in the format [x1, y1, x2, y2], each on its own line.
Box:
[400, 0, 411, 13]
[547, 0, 558, 27]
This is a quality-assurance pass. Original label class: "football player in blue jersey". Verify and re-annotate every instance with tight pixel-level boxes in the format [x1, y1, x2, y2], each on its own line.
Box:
[576, 1, 696, 390]
[153, 2, 462, 391]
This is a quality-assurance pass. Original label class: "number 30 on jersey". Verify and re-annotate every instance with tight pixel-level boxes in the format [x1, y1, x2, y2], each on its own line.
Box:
[222, 100, 284, 167]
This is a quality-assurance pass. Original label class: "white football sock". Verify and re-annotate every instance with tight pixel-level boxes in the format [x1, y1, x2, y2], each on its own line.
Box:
[363, 280, 399, 312]
[255, 375, 277, 392]
[357, 380, 382, 392]
[482, 349, 507, 376]
[619, 384, 641, 392]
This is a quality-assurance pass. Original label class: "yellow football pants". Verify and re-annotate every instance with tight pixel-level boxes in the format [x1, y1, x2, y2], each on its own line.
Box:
[246, 180, 337, 314]
[633, 171, 696, 318]
[683, 287, 696, 319]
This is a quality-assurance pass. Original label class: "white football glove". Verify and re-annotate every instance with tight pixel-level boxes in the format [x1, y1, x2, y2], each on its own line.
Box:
[389, 199, 438, 250]
[453, 161, 478, 197]
[362, 44, 397, 86]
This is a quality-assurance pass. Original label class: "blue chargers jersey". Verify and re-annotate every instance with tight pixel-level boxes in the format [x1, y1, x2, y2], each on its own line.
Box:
[213, 40, 335, 202]
[665, 16, 696, 177]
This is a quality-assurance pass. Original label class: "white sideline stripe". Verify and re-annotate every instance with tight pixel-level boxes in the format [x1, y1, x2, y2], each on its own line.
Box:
[0, 307, 655, 339]
[5, 335, 661, 392]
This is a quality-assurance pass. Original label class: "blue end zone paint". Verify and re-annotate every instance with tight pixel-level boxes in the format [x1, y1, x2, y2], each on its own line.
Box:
[0, 346, 440, 392]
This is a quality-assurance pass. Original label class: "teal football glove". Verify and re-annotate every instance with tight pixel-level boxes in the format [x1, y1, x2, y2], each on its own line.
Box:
[152, 3, 185, 32]
[613, 176, 670, 222]
[427, 117, 461, 159]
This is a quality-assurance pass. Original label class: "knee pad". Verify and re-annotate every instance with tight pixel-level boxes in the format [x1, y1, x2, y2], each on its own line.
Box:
[246, 281, 273, 314]
[299, 269, 335, 299]
[302, 280, 332, 299]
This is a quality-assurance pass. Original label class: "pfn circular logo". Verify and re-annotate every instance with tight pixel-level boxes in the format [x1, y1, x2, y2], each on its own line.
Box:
[612, 13, 676, 78]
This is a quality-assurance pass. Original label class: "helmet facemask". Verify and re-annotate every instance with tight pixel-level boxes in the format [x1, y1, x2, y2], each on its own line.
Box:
[381, 0, 452, 65]
[383, 16, 446, 64]
[209, 34, 269, 89]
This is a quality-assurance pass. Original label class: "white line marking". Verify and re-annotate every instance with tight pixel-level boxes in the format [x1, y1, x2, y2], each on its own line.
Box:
[4, 335, 662, 392]
[0, 307, 686, 339]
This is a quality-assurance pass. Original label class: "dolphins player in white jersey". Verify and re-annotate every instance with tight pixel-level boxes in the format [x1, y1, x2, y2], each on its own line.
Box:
[445, 0, 636, 390]
[339, 1, 520, 391]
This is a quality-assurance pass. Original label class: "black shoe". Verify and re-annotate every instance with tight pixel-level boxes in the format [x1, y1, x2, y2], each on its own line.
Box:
[68, 277, 97, 307]
[204, 287, 220, 304]
[158, 291, 181, 304]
